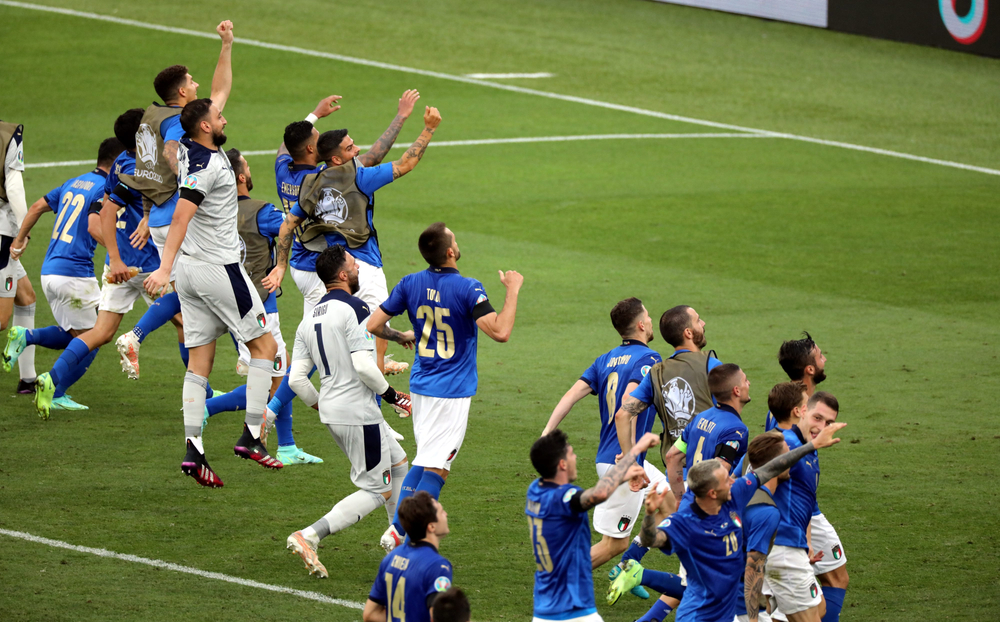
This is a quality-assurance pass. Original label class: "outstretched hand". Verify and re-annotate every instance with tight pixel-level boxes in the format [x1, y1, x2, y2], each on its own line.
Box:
[398, 90, 420, 118]
[498, 269, 523, 292]
[262, 265, 285, 293]
[423, 106, 442, 130]
[643, 482, 676, 516]
[217, 20, 234, 44]
[313, 95, 342, 119]
[813, 422, 847, 450]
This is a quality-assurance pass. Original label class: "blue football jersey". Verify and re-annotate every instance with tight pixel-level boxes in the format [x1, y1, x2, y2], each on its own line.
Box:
[679, 404, 749, 479]
[41, 169, 108, 277]
[734, 489, 780, 618]
[773, 426, 820, 550]
[658, 473, 761, 622]
[274, 154, 324, 272]
[580, 340, 661, 465]
[380, 267, 492, 398]
[765, 417, 822, 517]
[248, 196, 286, 314]
[369, 541, 453, 622]
[526, 479, 596, 619]
[105, 151, 160, 273]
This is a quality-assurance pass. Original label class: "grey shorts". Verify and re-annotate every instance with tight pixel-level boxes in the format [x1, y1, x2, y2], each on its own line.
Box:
[326, 421, 406, 493]
[175, 256, 267, 348]
[0, 237, 27, 299]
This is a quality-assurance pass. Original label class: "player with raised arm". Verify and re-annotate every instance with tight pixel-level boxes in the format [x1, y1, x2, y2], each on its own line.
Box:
[142, 98, 279, 487]
[526, 430, 659, 622]
[0, 118, 40, 395]
[114, 21, 234, 380]
[363, 492, 454, 622]
[540, 297, 662, 596]
[5, 138, 124, 416]
[624, 421, 846, 622]
[367, 222, 523, 552]
[284, 245, 412, 577]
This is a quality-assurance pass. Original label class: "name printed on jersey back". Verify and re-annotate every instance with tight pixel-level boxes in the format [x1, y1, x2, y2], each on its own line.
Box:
[607, 354, 632, 367]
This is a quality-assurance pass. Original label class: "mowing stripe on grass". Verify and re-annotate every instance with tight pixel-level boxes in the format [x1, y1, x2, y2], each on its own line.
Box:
[25, 132, 765, 169]
[2, 0, 998, 177]
[0, 528, 365, 610]
[464, 72, 555, 79]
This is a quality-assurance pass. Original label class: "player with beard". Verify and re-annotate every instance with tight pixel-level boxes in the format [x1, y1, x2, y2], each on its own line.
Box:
[143, 98, 279, 487]
[770, 334, 846, 622]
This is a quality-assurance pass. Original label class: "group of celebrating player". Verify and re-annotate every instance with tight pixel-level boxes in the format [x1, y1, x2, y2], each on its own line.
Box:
[0, 19, 852, 622]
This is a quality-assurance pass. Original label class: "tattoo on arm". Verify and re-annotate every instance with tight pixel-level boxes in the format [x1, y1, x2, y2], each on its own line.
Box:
[622, 396, 649, 418]
[754, 441, 815, 483]
[579, 452, 636, 511]
[393, 130, 434, 180]
[744, 551, 768, 621]
[360, 115, 405, 167]
[164, 141, 179, 176]
[275, 227, 294, 267]
[375, 325, 408, 344]
[640, 512, 669, 549]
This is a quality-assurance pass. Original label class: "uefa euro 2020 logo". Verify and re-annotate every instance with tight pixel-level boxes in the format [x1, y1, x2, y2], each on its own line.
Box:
[939, 0, 988, 44]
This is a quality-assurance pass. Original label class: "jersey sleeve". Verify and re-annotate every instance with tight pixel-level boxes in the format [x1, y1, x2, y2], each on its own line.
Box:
[627, 353, 660, 385]
[657, 514, 682, 556]
[354, 161, 394, 196]
[746, 505, 781, 555]
[292, 322, 313, 365]
[580, 361, 600, 394]
[255, 203, 285, 240]
[5, 130, 24, 173]
[730, 473, 761, 510]
[346, 306, 375, 353]
[707, 356, 723, 371]
[289, 201, 308, 220]
[424, 559, 454, 608]
[43, 185, 62, 209]
[179, 157, 216, 202]
[380, 276, 409, 317]
[367, 556, 390, 606]
[630, 373, 657, 405]
[713, 424, 749, 466]
[160, 116, 184, 143]
[274, 153, 292, 177]
[551, 485, 587, 516]
[467, 279, 495, 319]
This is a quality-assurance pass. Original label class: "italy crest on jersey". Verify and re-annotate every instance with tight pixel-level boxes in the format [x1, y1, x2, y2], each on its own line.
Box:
[730, 511, 742, 529]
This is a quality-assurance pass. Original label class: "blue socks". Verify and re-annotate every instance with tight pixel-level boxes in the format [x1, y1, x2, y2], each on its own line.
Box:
[134, 292, 180, 342]
[27, 326, 73, 350]
[391, 466, 425, 533]
[821, 587, 846, 622]
[621, 540, 649, 566]
[642, 570, 686, 600]
[48, 338, 95, 390]
[178, 342, 189, 367]
[275, 400, 294, 448]
[206, 385, 246, 416]
[54, 347, 98, 398]
[416, 470, 445, 498]
[638, 598, 674, 622]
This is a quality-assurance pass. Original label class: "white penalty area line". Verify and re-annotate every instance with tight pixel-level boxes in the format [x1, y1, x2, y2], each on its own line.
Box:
[0, 527, 364, 611]
[26, 132, 764, 169]
[3, 0, 999, 177]
[464, 72, 554, 79]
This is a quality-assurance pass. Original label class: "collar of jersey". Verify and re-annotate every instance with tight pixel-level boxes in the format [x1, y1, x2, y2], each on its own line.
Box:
[181, 137, 217, 154]
[428, 267, 460, 274]
[153, 101, 182, 109]
[238, 194, 251, 201]
[289, 161, 322, 172]
[408, 539, 440, 552]
[790, 425, 807, 445]
[92, 168, 109, 179]
[621, 339, 646, 347]
[714, 403, 742, 420]
[319, 288, 355, 305]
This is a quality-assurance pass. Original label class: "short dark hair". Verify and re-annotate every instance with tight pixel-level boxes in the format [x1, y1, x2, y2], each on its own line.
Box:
[747, 431, 787, 470]
[778, 332, 818, 380]
[154, 65, 189, 102]
[432, 587, 470, 622]
[530, 430, 570, 479]
[283, 121, 315, 160]
[97, 137, 125, 168]
[180, 98, 214, 136]
[610, 298, 645, 337]
[768, 381, 808, 423]
[808, 391, 839, 413]
[316, 244, 349, 285]
[114, 108, 144, 150]
[317, 129, 349, 162]
[418, 222, 452, 267]
[659, 305, 693, 346]
[398, 491, 438, 541]
[708, 363, 743, 402]
[226, 148, 245, 178]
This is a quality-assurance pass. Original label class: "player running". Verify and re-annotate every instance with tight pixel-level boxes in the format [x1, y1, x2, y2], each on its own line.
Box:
[143, 98, 279, 487]
[367, 222, 523, 552]
[284, 245, 412, 577]
[541, 297, 663, 592]
[114, 20, 234, 380]
[364, 492, 453, 622]
[5, 138, 124, 415]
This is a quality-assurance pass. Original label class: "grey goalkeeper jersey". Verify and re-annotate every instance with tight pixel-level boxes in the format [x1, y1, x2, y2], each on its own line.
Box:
[1, 132, 25, 237]
[292, 288, 384, 426]
[176, 138, 240, 265]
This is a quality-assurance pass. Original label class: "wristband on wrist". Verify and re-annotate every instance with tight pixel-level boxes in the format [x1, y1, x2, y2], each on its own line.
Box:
[381, 386, 398, 404]
[305, 113, 318, 125]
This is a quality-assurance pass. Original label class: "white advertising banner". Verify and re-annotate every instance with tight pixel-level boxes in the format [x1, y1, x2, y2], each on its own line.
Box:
[652, 0, 828, 28]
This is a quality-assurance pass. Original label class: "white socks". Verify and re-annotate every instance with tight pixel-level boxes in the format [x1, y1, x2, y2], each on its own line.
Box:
[183, 372, 209, 439]
[13, 303, 35, 380]
[385, 461, 409, 522]
[309, 490, 386, 540]
[244, 359, 271, 438]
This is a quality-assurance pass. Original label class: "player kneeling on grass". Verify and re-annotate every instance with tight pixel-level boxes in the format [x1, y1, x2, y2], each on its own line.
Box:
[364, 492, 453, 622]
[286, 244, 413, 577]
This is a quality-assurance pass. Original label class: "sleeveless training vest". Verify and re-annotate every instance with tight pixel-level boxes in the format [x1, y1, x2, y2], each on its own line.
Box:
[741, 458, 778, 555]
[237, 197, 275, 304]
[118, 103, 182, 207]
[295, 158, 371, 251]
[648, 350, 716, 464]
[0, 121, 23, 202]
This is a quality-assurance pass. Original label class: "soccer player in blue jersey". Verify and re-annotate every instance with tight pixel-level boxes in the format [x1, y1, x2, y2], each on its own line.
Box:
[766, 392, 840, 622]
[114, 21, 234, 380]
[3, 138, 124, 416]
[527, 430, 660, 622]
[364, 492, 453, 622]
[541, 297, 663, 577]
[766, 333, 827, 431]
[367, 222, 523, 551]
[634, 420, 846, 622]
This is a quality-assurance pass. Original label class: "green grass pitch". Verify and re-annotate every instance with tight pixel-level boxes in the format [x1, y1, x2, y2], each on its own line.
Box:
[1, 0, 998, 620]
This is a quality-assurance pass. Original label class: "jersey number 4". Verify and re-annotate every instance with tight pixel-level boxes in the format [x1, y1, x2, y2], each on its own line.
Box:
[416, 305, 455, 359]
[384, 572, 407, 621]
[52, 192, 87, 244]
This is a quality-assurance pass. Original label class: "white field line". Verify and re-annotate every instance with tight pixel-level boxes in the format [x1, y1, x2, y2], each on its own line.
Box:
[0, 527, 365, 610]
[25, 132, 765, 169]
[464, 72, 554, 79]
[3, 0, 999, 177]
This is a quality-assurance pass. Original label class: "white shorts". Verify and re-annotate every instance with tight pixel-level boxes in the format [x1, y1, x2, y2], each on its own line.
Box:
[40, 274, 99, 331]
[174, 257, 267, 348]
[736, 612, 772, 622]
[411, 393, 471, 470]
[764, 545, 823, 618]
[810, 513, 846, 575]
[149, 225, 177, 281]
[326, 421, 406, 493]
[593, 460, 666, 538]
[0, 249, 27, 299]
[291, 258, 388, 321]
[98, 265, 154, 314]
[236, 311, 287, 377]
[533, 613, 603, 622]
